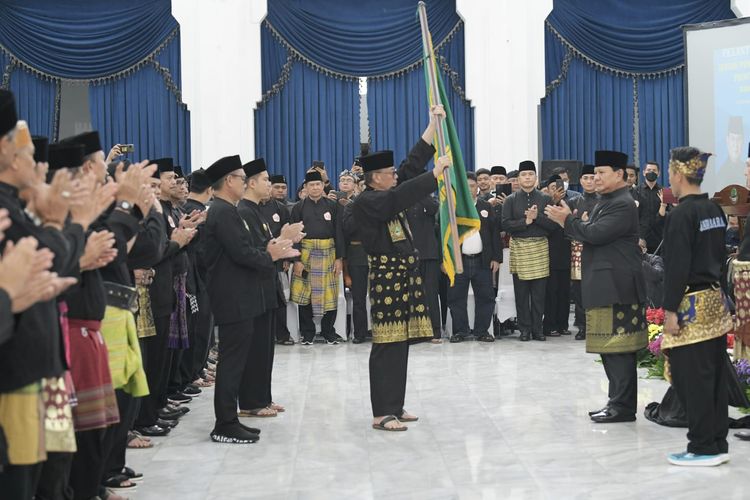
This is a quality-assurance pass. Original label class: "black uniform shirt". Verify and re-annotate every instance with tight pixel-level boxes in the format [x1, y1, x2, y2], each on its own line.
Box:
[290, 197, 345, 258]
[662, 194, 727, 312]
[501, 189, 557, 238]
[637, 183, 665, 251]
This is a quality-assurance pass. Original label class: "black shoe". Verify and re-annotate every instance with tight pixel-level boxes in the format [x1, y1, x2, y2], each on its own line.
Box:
[532, 333, 546, 341]
[156, 418, 179, 429]
[575, 329, 586, 341]
[325, 337, 340, 345]
[519, 331, 530, 342]
[210, 424, 259, 444]
[588, 406, 608, 417]
[477, 334, 495, 343]
[546, 330, 561, 338]
[135, 425, 170, 437]
[559, 329, 572, 336]
[238, 422, 261, 435]
[182, 385, 202, 396]
[167, 404, 190, 415]
[168, 393, 193, 404]
[590, 408, 636, 423]
[492, 316, 501, 337]
[352, 337, 365, 344]
[449, 334, 464, 343]
[158, 408, 183, 421]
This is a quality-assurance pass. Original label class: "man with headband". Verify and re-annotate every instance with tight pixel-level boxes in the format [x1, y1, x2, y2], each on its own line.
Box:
[661, 147, 732, 467]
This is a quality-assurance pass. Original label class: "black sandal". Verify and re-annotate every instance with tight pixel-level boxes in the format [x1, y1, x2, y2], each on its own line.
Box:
[102, 474, 137, 490]
[372, 415, 407, 432]
[122, 466, 143, 482]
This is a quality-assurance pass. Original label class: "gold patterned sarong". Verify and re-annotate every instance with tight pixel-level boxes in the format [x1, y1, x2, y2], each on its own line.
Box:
[290, 238, 338, 316]
[661, 287, 732, 351]
[135, 285, 156, 338]
[585, 303, 648, 354]
[570, 241, 583, 281]
[509, 237, 549, 281]
[733, 260, 750, 347]
[0, 381, 45, 465]
[368, 254, 433, 344]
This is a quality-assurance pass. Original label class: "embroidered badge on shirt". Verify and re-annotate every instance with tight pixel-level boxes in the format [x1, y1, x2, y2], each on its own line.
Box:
[480, 210, 489, 218]
[272, 213, 280, 222]
[387, 219, 407, 243]
[167, 215, 176, 228]
[324, 211, 331, 221]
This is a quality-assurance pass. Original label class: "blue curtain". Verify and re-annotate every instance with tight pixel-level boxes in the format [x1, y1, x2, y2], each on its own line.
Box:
[256, 0, 473, 189]
[540, 0, 735, 185]
[89, 35, 191, 169]
[0, 51, 56, 139]
[0, 0, 190, 169]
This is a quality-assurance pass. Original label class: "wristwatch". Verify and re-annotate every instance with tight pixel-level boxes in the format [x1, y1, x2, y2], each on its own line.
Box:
[116, 200, 133, 211]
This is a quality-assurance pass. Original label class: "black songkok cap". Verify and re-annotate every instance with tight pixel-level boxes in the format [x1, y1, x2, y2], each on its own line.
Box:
[205, 155, 242, 183]
[243, 158, 267, 178]
[60, 131, 102, 156]
[189, 169, 212, 193]
[304, 170, 323, 184]
[547, 174, 561, 184]
[174, 165, 184, 179]
[48, 143, 85, 171]
[518, 160, 536, 173]
[490, 166, 507, 176]
[594, 150, 628, 170]
[0, 89, 17, 137]
[359, 150, 394, 173]
[506, 170, 519, 179]
[270, 174, 287, 185]
[151, 157, 174, 178]
[32, 136, 49, 163]
[581, 164, 595, 176]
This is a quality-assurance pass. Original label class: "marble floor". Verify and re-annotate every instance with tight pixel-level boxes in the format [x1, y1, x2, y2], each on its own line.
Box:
[126, 336, 749, 500]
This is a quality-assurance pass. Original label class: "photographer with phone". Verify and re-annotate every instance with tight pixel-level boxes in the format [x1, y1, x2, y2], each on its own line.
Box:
[637, 161, 666, 253]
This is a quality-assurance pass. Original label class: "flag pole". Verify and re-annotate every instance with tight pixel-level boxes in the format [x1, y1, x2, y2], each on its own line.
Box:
[417, 1, 463, 274]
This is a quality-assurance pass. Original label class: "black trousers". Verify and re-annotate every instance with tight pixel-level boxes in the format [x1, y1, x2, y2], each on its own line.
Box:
[447, 256, 495, 337]
[273, 303, 291, 343]
[136, 314, 173, 427]
[238, 312, 275, 410]
[543, 268, 571, 333]
[214, 318, 255, 429]
[670, 335, 729, 455]
[420, 259, 442, 338]
[35, 452, 73, 500]
[571, 280, 585, 328]
[298, 305, 337, 341]
[0, 463, 42, 500]
[601, 352, 638, 415]
[369, 341, 409, 417]
[104, 389, 138, 481]
[438, 272, 449, 327]
[349, 264, 370, 340]
[69, 428, 108, 500]
[167, 348, 184, 395]
[190, 290, 214, 380]
[512, 275, 546, 336]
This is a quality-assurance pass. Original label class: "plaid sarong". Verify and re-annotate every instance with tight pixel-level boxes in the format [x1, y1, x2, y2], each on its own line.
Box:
[290, 238, 338, 316]
[585, 303, 648, 354]
[509, 237, 549, 281]
[368, 254, 433, 344]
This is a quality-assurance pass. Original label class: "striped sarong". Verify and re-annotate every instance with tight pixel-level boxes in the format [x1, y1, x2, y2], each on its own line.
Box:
[509, 237, 549, 281]
[290, 238, 338, 316]
[100, 306, 149, 397]
[368, 254, 433, 344]
[68, 319, 120, 432]
[585, 303, 648, 354]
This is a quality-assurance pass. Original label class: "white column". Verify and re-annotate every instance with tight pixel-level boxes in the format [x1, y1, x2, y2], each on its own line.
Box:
[457, 0, 552, 171]
[732, 0, 750, 17]
[172, 0, 266, 170]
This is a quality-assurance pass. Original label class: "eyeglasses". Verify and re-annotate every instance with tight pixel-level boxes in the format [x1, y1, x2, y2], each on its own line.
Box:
[374, 169, 397, 177]
[228, 173, 247, 183]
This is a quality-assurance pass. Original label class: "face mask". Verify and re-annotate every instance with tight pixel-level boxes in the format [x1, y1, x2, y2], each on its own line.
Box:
[645, 172, 658, 182]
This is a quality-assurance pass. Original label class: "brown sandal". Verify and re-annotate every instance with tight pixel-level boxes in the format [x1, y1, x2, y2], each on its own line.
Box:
[238, 407, 277, 418]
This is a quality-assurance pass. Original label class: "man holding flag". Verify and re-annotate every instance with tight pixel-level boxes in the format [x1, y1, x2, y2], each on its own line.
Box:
[351, 4, 481, 431]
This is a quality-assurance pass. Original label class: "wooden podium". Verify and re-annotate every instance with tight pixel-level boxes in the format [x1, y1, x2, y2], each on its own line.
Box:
[713, 184, 750, 238]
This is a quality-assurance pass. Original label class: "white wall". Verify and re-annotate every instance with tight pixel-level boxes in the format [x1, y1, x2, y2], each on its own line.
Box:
[174, 1, 550, 172]
[458, 0, 552, 171]
[172, 0, 266, 170]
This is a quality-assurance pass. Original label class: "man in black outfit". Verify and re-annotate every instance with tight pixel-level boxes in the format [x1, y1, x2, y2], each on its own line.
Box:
[637, 161, 665, 253]
[542, 174, 572, 338]
[546, 150, 648, 424]
[201, 155, 297, 443]
[448, 172, 501, 342]
[342, 200, 370, 343]
[661, 147, 732, 467]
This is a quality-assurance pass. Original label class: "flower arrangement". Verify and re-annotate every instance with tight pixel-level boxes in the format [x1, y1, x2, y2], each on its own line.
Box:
[638, 308, 666, 379]
[734, 358, 750, 414]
